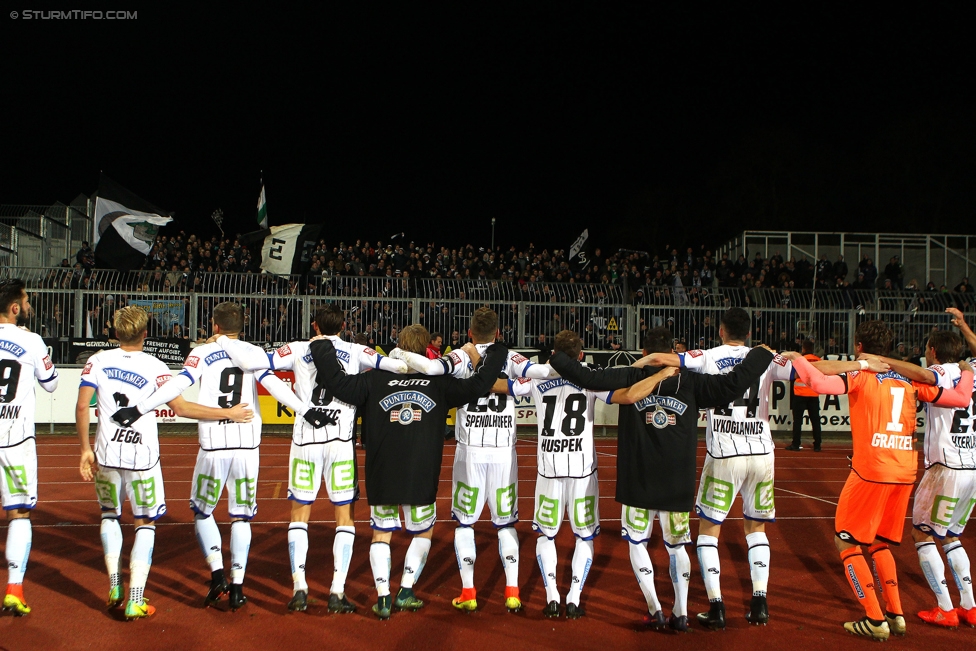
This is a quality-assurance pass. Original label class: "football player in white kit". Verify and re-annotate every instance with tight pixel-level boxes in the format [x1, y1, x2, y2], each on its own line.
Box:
[390, 307, 554, 613]
[0, 279, 58, 616]
[911, 319, 976, 628]
[115, 302, 306, 611]
[522, 330, 677, 619]
[77, 306, 253, 619]
[641, 307, 880, 629]
[213, 304, 409, 613]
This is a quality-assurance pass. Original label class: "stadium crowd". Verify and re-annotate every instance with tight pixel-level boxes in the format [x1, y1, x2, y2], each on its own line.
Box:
[17, 231, 976, 365]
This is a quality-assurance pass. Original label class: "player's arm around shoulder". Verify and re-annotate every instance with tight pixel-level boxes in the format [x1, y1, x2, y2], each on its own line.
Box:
[633, 352, 681, 369]
[611, 366, 679, 404]
[549, 350, 643, 391]
[310, 338, 369, 406]
[779, 350, 848, 395]
[919, 359, 974, 408]
[442, 342, 509, 407]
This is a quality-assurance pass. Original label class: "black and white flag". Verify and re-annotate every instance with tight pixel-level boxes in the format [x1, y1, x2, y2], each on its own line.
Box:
[569, 228, 591, 272]
[258, 223, 323, 276]
[93, 175, 173, 272]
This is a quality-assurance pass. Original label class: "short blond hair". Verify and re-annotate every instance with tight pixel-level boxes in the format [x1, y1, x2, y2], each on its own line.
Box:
[114, 305, 149, 344]
[398, 324, 430, 354]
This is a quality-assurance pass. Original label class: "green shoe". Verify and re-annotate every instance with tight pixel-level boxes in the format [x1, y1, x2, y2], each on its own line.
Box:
[394, 588, 424, 611]
[124, 598, 156, 620]
[372, 595, 392, 620]
[107, 585, 124, 609]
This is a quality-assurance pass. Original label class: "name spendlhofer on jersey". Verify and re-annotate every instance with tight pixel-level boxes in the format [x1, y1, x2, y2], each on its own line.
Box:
[680, 345, 794, 458]
[181, 342, 266, 450]
[0, 323, 58, 448]
[923, 362, 976, 469]
[442, 346, 538, 448]
[528, 377, 612, 478]
[80, 348, 170, 471]
[271, 336, 382, 445]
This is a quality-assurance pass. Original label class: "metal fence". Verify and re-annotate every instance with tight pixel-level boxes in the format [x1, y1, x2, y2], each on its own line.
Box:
[0, 204, 91, 268]
[12, 268, 976, 365]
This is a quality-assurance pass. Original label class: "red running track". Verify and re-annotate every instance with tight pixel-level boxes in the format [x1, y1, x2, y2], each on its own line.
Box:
[1, 435, 974, 651]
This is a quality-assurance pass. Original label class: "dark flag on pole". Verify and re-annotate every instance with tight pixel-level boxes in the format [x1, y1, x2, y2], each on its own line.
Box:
[93, 174, 173, 272]
[241, 223, 323, 276]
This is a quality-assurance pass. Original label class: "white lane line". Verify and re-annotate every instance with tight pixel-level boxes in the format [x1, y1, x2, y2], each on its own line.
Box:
[777, 487, 838, 506]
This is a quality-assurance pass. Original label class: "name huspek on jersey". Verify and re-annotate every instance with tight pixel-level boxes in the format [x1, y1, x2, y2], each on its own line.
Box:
[680, 345, 794, 458]
[82, 348, 169, 471]
[272, 337, 377, 444]
[530, 377, 611, 478]
[924, 363, 976, 469]
[184, 342, 262, 450]
[0, 325, 56, 447]
[450, 345, 532, 448]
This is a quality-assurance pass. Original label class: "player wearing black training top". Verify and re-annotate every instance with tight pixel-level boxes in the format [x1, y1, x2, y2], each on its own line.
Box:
[548, 328, 774, 631]
[311, 324, 507, 619]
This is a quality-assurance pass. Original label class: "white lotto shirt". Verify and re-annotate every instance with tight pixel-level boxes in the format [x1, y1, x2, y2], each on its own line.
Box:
[679, 344, 794, 458]
[271, 335, 382, 444]
[444, 345, 536, 448]
[81, 348, 170, 470]
[0, 323, 57, 448]
[181, 342, 263, 450]
[923, 362, 976, 469]
[528, 377, 612, 478]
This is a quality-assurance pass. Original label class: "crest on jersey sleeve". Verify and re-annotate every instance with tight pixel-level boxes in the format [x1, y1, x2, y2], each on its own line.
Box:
[82, 361, 93, 375]
[277, 344, 292, 357]
[42, 355, 53, 371]
[156, 374, 171, 388]
[184, 356, 200, 368]
[688, 349, 703, 358]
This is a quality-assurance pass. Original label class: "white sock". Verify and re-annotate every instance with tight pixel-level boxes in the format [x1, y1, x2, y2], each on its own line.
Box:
[536, 536, 560, 603]
[498, 526, 520, 588]
[566, 538, 594, 606]
[230, 520, 251, 585]
[400, 536, 431, 589]
[454, 526, 477, 590]
[370, 542, 392, 597]
[667, 544, 691, 617]
[697, 534, 722, 602]
[331, 526, 355, 595]
[916, 541, 953, 610]
[946, 541, 975, 609]
[5, 519, 31, 584]
[288, 523, 309, 592]
[745, 531, 770, 597]
[194, 514, 223, 572]
[129, 525, 155, 603]
[629, 541, 662, 613]
[100, 516, 123, 588]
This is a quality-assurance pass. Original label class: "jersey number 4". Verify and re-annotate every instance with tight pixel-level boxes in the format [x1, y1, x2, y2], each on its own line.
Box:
[541, 393, 586, 437]
[0, 360, 22, 403]
[714, 380, 761, 419]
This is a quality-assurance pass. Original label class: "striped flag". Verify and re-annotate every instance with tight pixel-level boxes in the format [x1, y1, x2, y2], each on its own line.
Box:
[257, 180, 268, 229]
